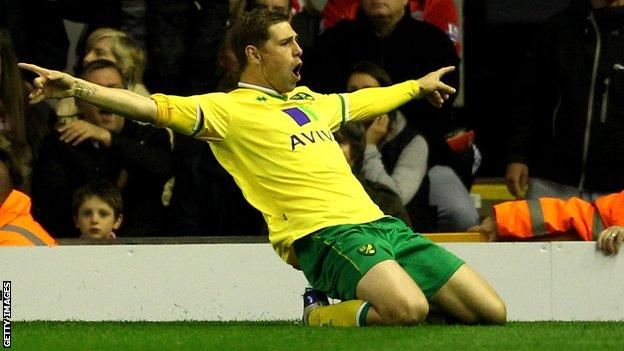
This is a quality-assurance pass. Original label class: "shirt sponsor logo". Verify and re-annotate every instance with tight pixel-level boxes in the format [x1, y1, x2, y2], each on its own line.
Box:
[290, 130, 334, 151]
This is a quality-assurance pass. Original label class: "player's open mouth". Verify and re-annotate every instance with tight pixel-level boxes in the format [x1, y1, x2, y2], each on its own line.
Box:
[293, 63, 302, 80]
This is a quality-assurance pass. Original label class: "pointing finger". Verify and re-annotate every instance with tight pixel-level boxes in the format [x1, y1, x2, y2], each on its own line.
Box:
[435, 66, 456, 78]
[18, 62, 48, 76]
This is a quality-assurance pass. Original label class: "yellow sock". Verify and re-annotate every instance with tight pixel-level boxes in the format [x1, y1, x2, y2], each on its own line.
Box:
[307, 300, 370, 327]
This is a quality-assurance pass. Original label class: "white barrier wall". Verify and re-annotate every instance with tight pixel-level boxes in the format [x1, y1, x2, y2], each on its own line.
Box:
[0, 242, 622, 322]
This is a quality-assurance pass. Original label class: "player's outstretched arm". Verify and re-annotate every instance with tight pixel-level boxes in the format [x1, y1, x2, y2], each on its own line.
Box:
[415, 66, 457, 108]
[19, 63, 157, 124]
[344, 66, 456, 124]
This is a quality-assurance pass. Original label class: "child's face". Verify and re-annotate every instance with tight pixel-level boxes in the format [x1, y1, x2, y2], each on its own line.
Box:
[74, 196, 122, 239]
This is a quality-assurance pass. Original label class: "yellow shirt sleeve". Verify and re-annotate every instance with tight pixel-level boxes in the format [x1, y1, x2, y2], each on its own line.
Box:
[344, 80, 421, 123]
[150, 93, 230, 141]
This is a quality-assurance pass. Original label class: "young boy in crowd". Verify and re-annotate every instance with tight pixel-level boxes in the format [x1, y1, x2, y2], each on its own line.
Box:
[72, 180, 123, 241]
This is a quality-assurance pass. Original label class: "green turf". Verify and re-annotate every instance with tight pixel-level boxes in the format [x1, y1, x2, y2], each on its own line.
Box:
[11, 321, 624, 351]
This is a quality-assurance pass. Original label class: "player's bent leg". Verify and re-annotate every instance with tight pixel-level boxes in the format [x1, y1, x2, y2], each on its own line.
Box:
[356, 259, 429, 326]
[429, 264, 506, 325]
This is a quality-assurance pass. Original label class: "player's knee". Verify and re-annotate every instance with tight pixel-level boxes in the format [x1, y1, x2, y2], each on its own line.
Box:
[384, 297, 429, 325]
[484, 298, 507, 325]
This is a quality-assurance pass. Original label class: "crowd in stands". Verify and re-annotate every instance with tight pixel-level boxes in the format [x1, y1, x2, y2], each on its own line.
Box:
[1, 0, 623, 255]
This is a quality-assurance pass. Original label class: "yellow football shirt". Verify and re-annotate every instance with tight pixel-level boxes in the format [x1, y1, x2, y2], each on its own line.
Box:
[151, 81, 422, 266]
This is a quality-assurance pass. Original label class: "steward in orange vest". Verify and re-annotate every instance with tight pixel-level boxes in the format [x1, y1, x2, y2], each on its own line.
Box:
[0, 148, 56, 246]
[469, 192, 624, 255]
[0, 190, 57, 246]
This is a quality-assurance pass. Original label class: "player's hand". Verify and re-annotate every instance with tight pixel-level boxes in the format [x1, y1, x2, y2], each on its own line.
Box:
[505, 163, 529, 199]
[366, 115, 390, 145]
[467, 216, 498, 242]
[57, 119, 112, 147]
[18, 63, 77, 104]
[596, 226, 624, 255]
[416, 66, 456, 108]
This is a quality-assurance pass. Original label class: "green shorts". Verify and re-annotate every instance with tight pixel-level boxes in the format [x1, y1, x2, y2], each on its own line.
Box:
[293, 217, 464, 301]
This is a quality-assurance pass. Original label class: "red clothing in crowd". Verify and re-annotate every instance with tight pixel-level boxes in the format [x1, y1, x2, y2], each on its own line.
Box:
[321, 0, 461, 53]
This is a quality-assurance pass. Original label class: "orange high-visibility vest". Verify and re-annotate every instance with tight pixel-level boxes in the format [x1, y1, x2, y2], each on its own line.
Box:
[0, 190, 57, 246]
[494, 191, 624, 241]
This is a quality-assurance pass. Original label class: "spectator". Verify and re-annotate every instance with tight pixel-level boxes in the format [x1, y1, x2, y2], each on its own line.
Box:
[32, 60, 172, 238]
[468, 191, 624, 256]
[244, 0, 292, 14]
[73, 180, 123, 241]
[346, 61, 435, 231]
[320, 0, 461, 52]
[334, 122, 413, 227]
[0, 27, 54, 194]
[347, 61, 477, 232]
[291, 0, 324, 56]
[506, 0, 624, 201]
[144, 0, 229, 95]
[0, 147, 56, 246]
[57, 27, 149, 121]
[3, 0, 122, 73]
[303, 0, 479, 222]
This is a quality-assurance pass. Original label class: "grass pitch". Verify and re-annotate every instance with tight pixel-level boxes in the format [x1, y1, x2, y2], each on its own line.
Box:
[12, 321, 624, 350]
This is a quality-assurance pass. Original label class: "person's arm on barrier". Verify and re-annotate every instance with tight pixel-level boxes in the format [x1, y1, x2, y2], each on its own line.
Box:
[505, 162, 529, 199]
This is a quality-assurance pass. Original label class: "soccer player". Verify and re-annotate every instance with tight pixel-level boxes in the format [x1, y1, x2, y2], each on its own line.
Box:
[19, 9, 506, 326]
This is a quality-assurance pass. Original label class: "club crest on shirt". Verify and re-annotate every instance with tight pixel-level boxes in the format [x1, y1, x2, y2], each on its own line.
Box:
[290, 92, 315, 101]
[358, 244, 376, 256]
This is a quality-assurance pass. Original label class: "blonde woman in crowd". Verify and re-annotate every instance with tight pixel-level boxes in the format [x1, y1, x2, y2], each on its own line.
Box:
[56, 28, 149, 121]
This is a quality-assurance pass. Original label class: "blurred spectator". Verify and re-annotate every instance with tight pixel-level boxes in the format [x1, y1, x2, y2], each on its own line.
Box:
[468, 190, 624, 256]
[334, 122, 413, 227]
[32, 60, 172, 238]
[144, 0, 229, 95]
[320, 0, 460, 52]
[1, 0, 120, 72]
[168, 135, 266, 236]
[304, 0, 478, 231]
[0, 28, 55, 194]
[244, 0, 292, 14]
[166, 0, 280, 237]
[506, 0, 624, 202]
[0, 147, 57, 246]
[73, 180, 123, 241]
[345, 61, 434, 231]
[303, 0, 469, 178]
[291, 0, 324, 57]
[57, 27, 149, 121]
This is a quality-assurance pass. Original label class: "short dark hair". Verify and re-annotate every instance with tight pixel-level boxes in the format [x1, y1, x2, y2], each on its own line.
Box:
[230, 9, 290, 70]
[79, 59, 127, 88]
[72, 180, 123, 218]
[348, 61, 393, 89]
